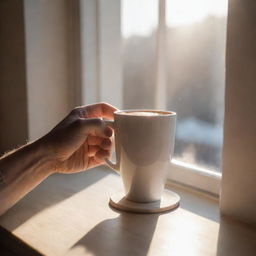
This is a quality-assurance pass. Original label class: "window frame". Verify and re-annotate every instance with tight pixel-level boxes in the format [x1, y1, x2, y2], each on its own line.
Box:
[169, 160, 221, 196]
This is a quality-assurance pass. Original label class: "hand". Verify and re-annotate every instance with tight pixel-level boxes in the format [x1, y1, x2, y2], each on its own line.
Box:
[40, 102, 117, 174]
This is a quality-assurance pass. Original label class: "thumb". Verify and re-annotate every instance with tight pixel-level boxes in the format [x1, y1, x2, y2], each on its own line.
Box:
[72, 118, 112, 137]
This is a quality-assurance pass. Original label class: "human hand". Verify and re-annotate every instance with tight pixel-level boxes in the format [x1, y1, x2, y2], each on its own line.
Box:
[39, 103, 117, 174]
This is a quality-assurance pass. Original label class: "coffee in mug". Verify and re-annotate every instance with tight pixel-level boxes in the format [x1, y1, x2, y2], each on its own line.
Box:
[121, 111, 162, 116]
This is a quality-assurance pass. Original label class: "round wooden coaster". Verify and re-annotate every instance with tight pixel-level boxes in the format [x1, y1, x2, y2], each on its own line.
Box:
[109, 190, 180, 214]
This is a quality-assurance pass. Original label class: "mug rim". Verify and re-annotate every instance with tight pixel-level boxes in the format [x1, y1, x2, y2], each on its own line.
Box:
[114, 109, 176, 117]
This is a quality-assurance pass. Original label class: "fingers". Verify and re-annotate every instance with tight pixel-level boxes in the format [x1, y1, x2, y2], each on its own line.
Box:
[100, 138, 112, 150]
[87, 145, 101, 157]
[87, 149, 110, 169]
[103, 126, 113, 137]
[73, 118, 113, 138]
[95, 149, 110, 159]
[87, 138, 112, 157]
[78, 102, 118, 120]
[87, 135, 112, 150]
[87, 135, 103, 145]
[87, 156, 102, 169]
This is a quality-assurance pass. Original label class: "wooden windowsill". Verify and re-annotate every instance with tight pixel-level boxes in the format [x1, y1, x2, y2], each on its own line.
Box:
[0, 167, 255, 256]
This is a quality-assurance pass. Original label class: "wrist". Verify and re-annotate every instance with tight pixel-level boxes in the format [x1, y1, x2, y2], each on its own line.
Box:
[28, 139, 57, 176]
[0, 140, 55, 185]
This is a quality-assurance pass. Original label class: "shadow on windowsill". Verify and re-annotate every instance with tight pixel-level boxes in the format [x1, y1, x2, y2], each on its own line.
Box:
[69, 208, 166, 256]
[0, 168, 110, 232]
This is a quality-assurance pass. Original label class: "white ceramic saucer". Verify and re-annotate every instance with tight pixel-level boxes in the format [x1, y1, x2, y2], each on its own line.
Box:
[109, 190, 180, 214]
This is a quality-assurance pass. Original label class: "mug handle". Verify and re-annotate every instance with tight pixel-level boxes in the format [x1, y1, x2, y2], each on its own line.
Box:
[104, 120, 120, 173]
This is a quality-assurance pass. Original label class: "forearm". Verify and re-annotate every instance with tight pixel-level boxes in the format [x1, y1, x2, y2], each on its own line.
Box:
[0, 103, 116, 216]
[0, 140, 53, 216]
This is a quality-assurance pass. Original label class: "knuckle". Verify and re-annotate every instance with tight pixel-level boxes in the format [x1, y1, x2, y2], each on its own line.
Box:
[102, 102, 110, 109]
[70, 109, 77, 116]
[70, 107, 81, 116]
[99, 102, 108, 108]
[73, 118, 83, 128]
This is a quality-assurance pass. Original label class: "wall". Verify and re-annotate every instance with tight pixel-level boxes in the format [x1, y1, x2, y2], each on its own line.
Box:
[0, 0, 29, 154]
[0, 0, 78, 152]
[24, 0, 76, 140]
[220, 0, 256, 224]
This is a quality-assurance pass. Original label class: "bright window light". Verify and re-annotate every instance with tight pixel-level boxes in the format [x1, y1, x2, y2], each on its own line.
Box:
[166, 0, 228, 27]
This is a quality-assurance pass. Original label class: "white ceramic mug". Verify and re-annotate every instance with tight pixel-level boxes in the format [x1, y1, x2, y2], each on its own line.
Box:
[105, 110, 176, 203]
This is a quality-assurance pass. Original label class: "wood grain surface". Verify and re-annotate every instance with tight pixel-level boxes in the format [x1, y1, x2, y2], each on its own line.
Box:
[0, 168, 255, 256]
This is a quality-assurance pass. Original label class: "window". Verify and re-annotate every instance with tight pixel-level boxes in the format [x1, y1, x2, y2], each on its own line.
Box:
[165, 0, 227, 173]
[122, 0, 158, 109]
[80, 0, 228, 196]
